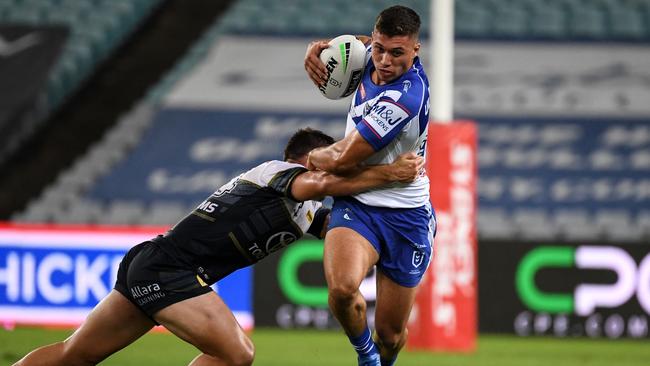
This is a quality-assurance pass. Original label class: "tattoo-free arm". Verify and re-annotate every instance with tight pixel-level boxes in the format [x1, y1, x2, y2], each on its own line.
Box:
[291, 152, 423, 202]
[306, 130, 376, 175]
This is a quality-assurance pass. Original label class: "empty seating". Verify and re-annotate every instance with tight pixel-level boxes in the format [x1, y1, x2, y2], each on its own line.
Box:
[477, 207, 515, 240]
[491, 3, 529, 38]
[566, 1, 608, 39]
[609, 5, 646, 39]
[638, 210, 650, 238]
[1, 0, 163, 109]
[527, 1, 567, 39]
[53, 199, 105, 224]
[554, 209, 596, 241]
[145, 201, 190, 226]
[455, 2, 492, 37]
[594, 209, 644, 242]
[513, 208, 555, 240]
[105, 200, 146, 226]
[215, 0, 650, 41]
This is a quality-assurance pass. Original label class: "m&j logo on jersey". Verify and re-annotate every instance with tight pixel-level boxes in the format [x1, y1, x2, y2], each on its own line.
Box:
[363, 99, 410, 137]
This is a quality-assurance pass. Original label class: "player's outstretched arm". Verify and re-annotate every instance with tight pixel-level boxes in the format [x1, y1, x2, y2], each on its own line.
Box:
[291, 152, 423, 202]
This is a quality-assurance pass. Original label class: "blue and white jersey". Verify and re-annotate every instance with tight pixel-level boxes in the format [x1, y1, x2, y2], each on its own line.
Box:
[346, 47, 430, 208]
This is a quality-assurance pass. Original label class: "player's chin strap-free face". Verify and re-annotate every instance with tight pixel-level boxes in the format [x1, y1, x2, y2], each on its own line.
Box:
[370, 31, 420, 83]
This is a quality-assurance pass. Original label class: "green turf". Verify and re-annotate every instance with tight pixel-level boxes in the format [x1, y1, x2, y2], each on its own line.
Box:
[2, 326, 649, 365]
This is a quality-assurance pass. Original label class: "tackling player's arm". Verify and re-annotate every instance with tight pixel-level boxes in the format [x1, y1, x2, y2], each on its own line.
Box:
[291, 152, 423, 202]
[306, 130, 375, 175]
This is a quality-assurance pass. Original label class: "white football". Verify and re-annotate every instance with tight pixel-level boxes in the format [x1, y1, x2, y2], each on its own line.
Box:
[317, 35, 367, 100]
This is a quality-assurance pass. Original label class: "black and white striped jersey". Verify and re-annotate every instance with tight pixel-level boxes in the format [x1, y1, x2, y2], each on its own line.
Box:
[152, 160, 324, 285]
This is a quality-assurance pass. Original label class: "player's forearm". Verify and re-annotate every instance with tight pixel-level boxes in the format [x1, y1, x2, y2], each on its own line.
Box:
[291, 154, 419, 201]
[321, 165, 395, 196]
[308, 146, 359, 175]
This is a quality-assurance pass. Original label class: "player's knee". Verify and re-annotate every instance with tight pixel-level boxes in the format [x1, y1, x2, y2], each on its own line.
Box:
[224, 336, 255, 366]
[328, 288, 365, 315]
[375, 326, 408, 352]
[67, 350, 104, 366]
[229, 344, 255, 366]
[62, 340, 108, 366]
[13, 341, 102, 366]
[328, 281, 360, 305]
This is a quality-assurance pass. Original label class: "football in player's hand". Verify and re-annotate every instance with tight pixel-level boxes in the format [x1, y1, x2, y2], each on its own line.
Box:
[317, 35, 366, 100]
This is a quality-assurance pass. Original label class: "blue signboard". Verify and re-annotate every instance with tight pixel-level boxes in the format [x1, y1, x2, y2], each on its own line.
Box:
[0, 225, 252, 328]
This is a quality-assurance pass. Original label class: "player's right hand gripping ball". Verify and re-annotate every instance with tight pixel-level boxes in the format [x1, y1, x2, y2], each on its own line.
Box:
[317, 35, 367, 100]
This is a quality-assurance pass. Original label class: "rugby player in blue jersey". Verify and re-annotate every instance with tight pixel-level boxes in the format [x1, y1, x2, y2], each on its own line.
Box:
[304, 6, 435, 366]
[13, 128, 423, 366]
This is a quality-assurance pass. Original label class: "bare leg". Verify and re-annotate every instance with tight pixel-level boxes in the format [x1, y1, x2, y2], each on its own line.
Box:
[323, 227, 379, 337]
[13, 290, 155, 366]
[154, 291, 254, 366]
[373, 271, 418, 361]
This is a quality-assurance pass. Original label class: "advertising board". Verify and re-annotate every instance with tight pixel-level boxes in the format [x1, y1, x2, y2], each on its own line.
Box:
[0, 223, 252, 329]
[480, 241, 649, 338]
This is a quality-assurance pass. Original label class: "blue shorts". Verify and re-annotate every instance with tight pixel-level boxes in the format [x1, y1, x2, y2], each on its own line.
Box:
[328, 197, 436, 288]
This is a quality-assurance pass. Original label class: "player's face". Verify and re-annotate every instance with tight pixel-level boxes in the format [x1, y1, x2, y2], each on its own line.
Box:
[370, 30, 420, 85]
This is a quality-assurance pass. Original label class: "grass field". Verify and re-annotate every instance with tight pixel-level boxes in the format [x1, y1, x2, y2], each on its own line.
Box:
[2, 327, 649, 366]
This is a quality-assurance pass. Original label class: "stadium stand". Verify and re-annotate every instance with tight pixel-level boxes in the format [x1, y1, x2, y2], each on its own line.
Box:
[6, 0, 650, 245]
[0, 0, 163, 165]
[1, 0, 162, 106]
[0, 0, 234, 219]
[553, 208, 595, 241]
[214, 0, 650, 41]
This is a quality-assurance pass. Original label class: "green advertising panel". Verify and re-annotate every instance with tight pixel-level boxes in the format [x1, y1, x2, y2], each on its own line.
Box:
[254, 239, 377, 329]
[480, 241, 650, 338]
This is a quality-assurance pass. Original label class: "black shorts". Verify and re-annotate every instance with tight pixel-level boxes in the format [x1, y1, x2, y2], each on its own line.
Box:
[114, 241, 213, 320]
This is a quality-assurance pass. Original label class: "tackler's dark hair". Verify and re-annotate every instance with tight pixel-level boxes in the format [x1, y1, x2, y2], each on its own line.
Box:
[284, 128, 335, 161]
[375, 5, 421, 37]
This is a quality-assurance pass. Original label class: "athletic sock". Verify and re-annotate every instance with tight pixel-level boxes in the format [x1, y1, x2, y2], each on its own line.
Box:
[349, 326, 379, 358]
[380, 356, 397, 366]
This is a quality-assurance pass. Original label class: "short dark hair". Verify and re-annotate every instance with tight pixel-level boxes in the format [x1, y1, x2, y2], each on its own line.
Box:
[283, 128, 335, 161]
[374, 5, 421, 37]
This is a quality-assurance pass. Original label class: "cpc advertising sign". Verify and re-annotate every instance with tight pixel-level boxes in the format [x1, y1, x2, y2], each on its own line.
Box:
[0, 223, 252, 329]
[254, 239, 377, 329]
[479, 241, 650, 339]
[515, 245, 650, 338]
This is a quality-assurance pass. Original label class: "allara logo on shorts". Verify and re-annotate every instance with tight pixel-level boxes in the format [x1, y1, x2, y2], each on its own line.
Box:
[130, 283, 161, 299]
